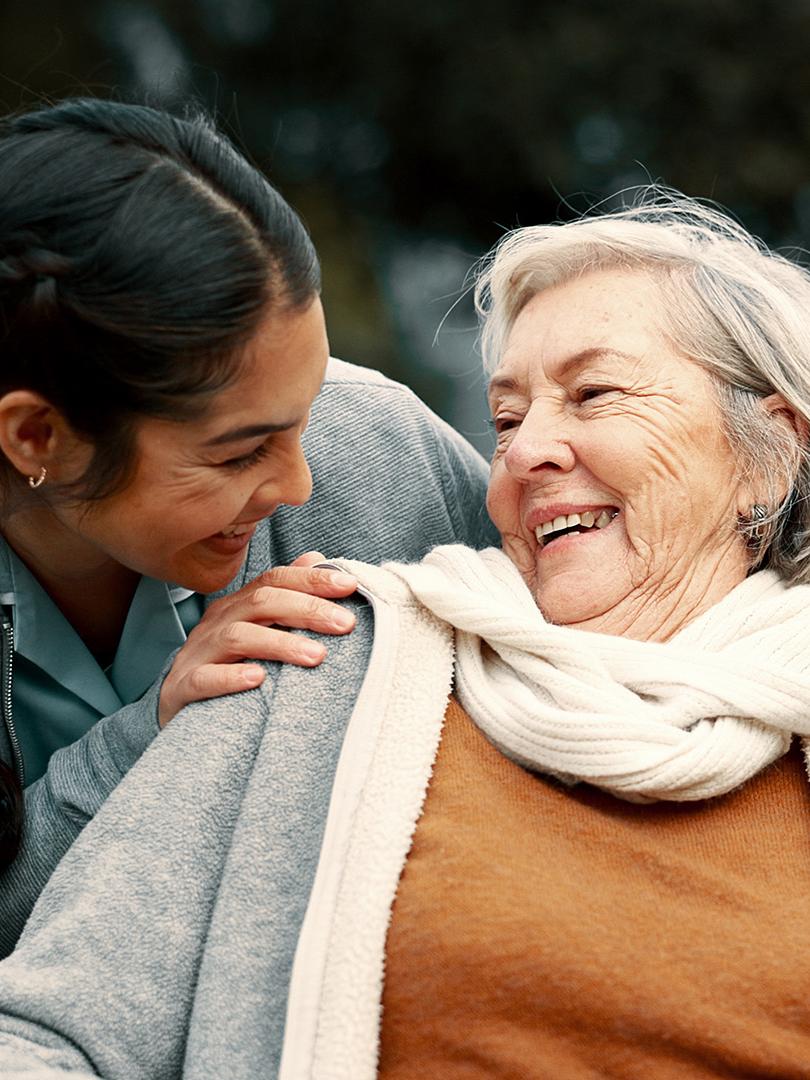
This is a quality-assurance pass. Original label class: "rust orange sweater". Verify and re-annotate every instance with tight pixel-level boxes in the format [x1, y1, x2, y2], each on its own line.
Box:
[379, 698, 810, 1078]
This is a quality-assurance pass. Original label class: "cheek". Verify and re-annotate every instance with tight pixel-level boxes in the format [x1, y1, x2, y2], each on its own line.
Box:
[599, 419, 691, 503]
[609, 427, 739, 559]
[486, 462, 518, 529]
[124, 482, 242, 542]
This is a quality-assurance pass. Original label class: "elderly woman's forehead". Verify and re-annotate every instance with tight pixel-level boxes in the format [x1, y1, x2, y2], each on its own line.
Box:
[497, 276, 675, 368]
[489, 344, 654, 393]
[512, 273, 667, 339]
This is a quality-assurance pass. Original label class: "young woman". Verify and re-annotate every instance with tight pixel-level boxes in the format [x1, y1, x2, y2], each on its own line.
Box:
[0, 98, 496, 951]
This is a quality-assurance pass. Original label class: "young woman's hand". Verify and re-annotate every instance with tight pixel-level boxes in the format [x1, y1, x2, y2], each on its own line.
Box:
[158, 552, 356, 726]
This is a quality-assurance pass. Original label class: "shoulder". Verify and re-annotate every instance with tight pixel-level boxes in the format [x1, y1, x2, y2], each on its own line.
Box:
[321, 356, 399, 389]
[312, 357, 435, 425]
[27, 594, 378, 910]
[314, 358, 460, 430]
[307, 357, 488, 486]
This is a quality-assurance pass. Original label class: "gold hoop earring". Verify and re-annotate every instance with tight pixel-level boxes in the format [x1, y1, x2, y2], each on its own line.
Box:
[27, 466, 47, 490]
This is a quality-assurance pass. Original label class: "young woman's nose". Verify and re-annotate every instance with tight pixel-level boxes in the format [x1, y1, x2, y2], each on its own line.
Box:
[247, 441, 313, 517]
[278, 442, 313, 508]
[503, 403, 576, 480]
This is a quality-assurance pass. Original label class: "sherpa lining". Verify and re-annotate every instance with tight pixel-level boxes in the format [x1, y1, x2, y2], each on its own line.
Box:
[279, 562, 454, 1080]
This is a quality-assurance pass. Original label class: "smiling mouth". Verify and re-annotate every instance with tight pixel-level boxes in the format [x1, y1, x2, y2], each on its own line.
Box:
[215, 523, 256, 539]
[534, 508, 619, 548]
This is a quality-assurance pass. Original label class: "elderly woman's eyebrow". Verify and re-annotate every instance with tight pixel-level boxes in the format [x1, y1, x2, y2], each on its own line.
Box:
[488, 374, 520, 398]
[555, 346, 639, 377]
[488, 347, 639, 399]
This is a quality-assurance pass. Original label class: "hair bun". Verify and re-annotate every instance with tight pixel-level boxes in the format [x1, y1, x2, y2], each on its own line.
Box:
[0, 245, 68, 294]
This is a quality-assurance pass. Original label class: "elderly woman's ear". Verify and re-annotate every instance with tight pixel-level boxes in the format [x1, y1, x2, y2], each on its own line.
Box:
[761, 393, 810, 441]
[747, 393, 809, 509]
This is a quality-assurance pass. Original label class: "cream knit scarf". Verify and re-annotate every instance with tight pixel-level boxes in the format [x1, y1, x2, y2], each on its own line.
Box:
[385, 545, 810, 802]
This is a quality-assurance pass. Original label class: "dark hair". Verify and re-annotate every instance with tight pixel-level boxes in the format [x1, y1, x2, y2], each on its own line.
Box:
[0, 97, 321, 500]
[0, 761, 22, 871]
[0, 98, 321, 864]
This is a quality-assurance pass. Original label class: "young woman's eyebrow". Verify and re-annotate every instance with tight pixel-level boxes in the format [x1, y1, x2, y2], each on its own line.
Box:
[203, 421, 296, 447]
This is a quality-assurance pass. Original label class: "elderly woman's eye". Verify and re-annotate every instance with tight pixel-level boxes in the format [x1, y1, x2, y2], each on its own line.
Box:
[490, 415, 521, 435]
[578, 385, 615, 402]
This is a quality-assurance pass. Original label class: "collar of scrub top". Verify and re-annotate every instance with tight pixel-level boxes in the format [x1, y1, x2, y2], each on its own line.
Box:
[0, 540, 191, 715]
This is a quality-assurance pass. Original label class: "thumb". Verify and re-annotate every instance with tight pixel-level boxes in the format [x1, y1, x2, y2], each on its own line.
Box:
[290, 550, 327, 568]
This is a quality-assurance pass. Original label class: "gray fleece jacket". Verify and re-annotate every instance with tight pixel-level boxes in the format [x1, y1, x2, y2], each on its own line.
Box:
[0, 561, 455, 1079]
[0, 357, 497, 956]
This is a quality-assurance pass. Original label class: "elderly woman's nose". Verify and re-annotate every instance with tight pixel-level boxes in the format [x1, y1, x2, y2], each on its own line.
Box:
[503, 409, 576, 478]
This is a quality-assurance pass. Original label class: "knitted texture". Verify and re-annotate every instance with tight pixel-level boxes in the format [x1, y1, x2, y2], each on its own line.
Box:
[383, 546, 810, 801]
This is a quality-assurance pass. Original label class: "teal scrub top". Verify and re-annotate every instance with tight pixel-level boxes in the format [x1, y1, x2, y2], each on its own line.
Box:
[0, 544, 204, 786]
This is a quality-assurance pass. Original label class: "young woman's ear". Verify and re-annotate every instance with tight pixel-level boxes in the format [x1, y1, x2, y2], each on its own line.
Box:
[0, 390, 90, 487]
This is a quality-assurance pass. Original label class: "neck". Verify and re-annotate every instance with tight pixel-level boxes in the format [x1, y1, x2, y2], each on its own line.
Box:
[2, 504, 140, 667]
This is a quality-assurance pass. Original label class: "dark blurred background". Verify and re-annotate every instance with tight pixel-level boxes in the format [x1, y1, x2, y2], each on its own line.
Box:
[2, 0, 810, 452]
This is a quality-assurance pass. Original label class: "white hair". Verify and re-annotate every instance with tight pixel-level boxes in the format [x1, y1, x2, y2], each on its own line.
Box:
[474, 188, 810, 584]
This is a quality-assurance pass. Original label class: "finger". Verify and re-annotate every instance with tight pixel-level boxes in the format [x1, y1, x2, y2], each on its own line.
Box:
[217, 621, 334, 663]
[248, 564, 357, 599]
[187, 573, 357, 643]
[290, 550, 326, 568]
[244, 590, 356, 634]
[159, 662, 266, 727]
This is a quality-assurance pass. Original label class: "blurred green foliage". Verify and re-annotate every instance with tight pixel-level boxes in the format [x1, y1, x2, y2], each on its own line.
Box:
[2, 0, 810, 446]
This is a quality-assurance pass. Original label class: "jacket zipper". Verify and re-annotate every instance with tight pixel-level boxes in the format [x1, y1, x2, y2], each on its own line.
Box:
[0, 611, 22, 788]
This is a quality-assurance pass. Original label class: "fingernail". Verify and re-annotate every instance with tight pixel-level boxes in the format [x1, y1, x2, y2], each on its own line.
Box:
[300, 642, 326, 663]
[242, 666, 265, 685]
[328, 571, 356, 588]
[330, 609, 355, 630]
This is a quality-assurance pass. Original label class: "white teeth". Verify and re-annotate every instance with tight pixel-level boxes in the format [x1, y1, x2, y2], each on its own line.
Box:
[534, 509, 616, 543]
[539, 513, 580, 538]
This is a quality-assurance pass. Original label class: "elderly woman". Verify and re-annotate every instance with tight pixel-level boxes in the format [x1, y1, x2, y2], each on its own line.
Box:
[1, 192, 810, 1078]
[0, 97, 495, 955]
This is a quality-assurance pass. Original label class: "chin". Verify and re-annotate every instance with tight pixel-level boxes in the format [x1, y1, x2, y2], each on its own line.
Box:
[534, 580, 614, 628]
[171, 558, 247, 595]
[507, 543, 616, 626]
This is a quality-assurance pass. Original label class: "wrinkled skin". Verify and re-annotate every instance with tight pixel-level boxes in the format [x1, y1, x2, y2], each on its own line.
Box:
[486, 268, 757, 641]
